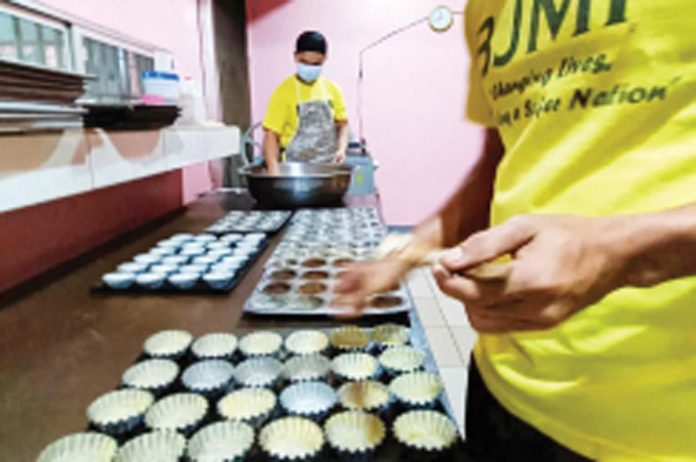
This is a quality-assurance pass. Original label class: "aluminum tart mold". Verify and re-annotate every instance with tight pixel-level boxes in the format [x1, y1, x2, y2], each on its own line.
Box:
[121, 359, 179, 396]
[217, 387, 277, 428]
[279, 381, 337, 420]
[186, 420, 255, 462]
[371, 323, 410, 349]
[336, 381, 392, 414]
[234, 357, 283, 388]
[181, 360, 235, 397]
[191, 332, 238, 360]
[144, 392, 209, 435]
[143, 330, 193, 359]
[86, 389, 154, 435]
[389, 372, 443, 409]
[329, 326, 370, 352]
[37, 432, 117, 462]
[378, 346, 426, 376]
[239, 331, 283, 358]
[115, 430, 186, 462]
[259, 416, 324, 461]
[284, 330, 329, 355]
[324, 411, 386, 458]
[392, 410, 459, 454]
[283, 354, 331, 383]
[331, 353, 380, 383]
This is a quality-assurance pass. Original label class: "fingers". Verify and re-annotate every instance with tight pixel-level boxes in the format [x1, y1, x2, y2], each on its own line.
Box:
[440, 216, 536, 272]
[432, 266, 508, 306]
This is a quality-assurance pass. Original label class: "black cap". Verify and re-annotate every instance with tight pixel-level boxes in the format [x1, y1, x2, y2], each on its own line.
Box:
[295, 31, 327, 55]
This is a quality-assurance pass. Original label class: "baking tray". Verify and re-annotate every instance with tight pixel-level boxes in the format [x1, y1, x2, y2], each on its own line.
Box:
[93, 234, 269, 295]
[74, 324, 471, 461]
[205, 210, 293, 235]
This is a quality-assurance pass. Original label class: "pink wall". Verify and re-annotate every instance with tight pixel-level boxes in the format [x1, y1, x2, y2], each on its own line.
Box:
[246, 0, 486, 225]
[39, 0, 213, 203]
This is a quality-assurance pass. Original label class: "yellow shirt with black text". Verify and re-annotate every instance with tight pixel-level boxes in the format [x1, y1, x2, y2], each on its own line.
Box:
[465, 1, 696, 460]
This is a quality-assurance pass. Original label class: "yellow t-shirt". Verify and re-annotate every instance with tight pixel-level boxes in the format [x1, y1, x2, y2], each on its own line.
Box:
[465, 1, 696, 460]
[262, 76, 348, 148]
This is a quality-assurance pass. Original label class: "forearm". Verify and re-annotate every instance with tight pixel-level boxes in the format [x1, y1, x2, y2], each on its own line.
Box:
[262, 130, 281, 173]
[413, 128, 505, 249]
[336, 122, 349, 154]
[615, 204, 696, 287]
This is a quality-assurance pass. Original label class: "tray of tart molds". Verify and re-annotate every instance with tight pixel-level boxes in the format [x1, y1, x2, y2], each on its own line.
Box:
[285, 207, 387, 244]
[244, 243, 410, 317]
[205, 210, 293, 235]
[95, 232, 268, 294]
[37, 325, 468, 462]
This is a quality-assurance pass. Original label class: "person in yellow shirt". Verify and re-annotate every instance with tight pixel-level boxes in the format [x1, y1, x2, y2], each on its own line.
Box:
[262, 31, 349, 175]
[336, 1, 696, 460]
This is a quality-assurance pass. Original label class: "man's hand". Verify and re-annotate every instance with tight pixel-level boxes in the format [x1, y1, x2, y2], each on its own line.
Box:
[433, 215, 632, 333]
[334, 259, 412, 316]
[334, 150, 347, 164]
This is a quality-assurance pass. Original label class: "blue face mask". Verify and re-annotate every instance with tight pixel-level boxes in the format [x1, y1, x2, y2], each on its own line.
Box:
[297, 63, 322, 83]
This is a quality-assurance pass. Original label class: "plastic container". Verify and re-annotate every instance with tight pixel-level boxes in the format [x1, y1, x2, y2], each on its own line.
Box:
[142, 71, 180, 105]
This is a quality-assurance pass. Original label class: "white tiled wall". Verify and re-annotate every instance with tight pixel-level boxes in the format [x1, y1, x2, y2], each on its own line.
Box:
[408, 268, 477, 436]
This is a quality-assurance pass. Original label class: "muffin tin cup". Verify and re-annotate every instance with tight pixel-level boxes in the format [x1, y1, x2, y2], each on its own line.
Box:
[181, 360, 235, 398]
[115, 430, 187, 462]
[37, 432, 117, 462]
[331, 353, 381, 385]
[121, 359, 180, 397]
[234, 357, 283, 389]
[284, 330, 329, 356]
[378, 346, 426, 378]
[371, 324, 411, 350]
[389, 372, 444, 410]
[329, 327, 371, 354]
[217, 387, 278, 429]
[392, 410, 459, 459]
[324, 411, 387, 461]
[279, 381, 337, 422]
[259, 416, 325, 462]
[239, 331, 284, 359]
[186, 420, 255, 462]
[144, 393, 209, 436]
[86, 389, 155, 436]
[191, 333, 238, 361]
[143, 330, 193, 360]
[283, 354, 332, 383]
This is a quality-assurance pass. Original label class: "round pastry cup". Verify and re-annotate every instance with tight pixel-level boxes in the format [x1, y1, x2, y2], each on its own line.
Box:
[337, 381, 391, 414]
[115, 430, 186, 462]
[235, 357, 283, 388]
[371, 324, 410, 349]
[279, 381, 336, 421]
[259, 416, 324, 461]
[284, 354, 331, 383]
[135, 272, 166, 289]
[331, 353, 380, 383]
[284, 330, 329, 355]
[324, 411, 386, 458]
[86, 389, 154, 435]
[143, 329, 193, 359]
[392, 410, 458, 454]
[187, 420, 255, 462]
[191, 333, 238, 360]
[239, 331, 283, 358]
[330, 326, 370, 352]
[218, 387, 277, 428]
[37, 432, 117, 462]
[389, 372, 443, 409]
[168, 272, 199, 290]
[378, 346, 425, 376]
[182, 360, 235, 397]
[121, 359, 179, 396]
[102, 272, 135, 290]
[144, 392, 209, 435]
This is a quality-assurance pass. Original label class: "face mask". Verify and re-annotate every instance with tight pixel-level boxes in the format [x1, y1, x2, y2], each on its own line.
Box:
[297, 63, 322, 83]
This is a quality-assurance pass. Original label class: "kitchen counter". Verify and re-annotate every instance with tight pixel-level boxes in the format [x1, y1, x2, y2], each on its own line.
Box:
[0, 190, 466, 461]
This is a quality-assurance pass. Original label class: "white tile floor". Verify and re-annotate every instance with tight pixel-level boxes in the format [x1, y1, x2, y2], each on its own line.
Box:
[408, 268, 477, 436]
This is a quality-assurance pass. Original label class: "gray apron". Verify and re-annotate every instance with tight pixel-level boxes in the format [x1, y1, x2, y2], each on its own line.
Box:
[284, 80, 337, 163]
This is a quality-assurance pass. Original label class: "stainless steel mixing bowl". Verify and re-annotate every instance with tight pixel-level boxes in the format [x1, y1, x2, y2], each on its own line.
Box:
[239, 163, 354, 209]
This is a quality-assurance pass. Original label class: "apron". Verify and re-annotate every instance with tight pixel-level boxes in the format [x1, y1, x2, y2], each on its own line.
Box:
[284, 79, 337, 163]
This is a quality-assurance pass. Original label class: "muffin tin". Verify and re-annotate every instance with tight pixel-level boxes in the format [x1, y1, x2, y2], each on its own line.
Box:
[205, 210, 293, 235]
[285, 208, 386, 244]
[97, 233, 268, 293]
[39, 326, 464, 461]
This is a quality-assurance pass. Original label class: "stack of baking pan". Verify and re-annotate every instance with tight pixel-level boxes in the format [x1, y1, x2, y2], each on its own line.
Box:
[96, 232, 268, 294]
[36, 325, 467, 461]
[205, 210, 293, 235]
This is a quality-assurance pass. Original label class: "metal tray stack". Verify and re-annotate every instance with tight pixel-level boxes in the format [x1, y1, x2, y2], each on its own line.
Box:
[37, 325, 469, 461]
[205, 210, 293, 235]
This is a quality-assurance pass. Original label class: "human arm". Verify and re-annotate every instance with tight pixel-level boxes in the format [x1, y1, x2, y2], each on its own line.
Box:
[334, 128, 505, 310]
[334, 120, 349, 163]
[434, 204, 696, 333]
[262, 129, 282, 175]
